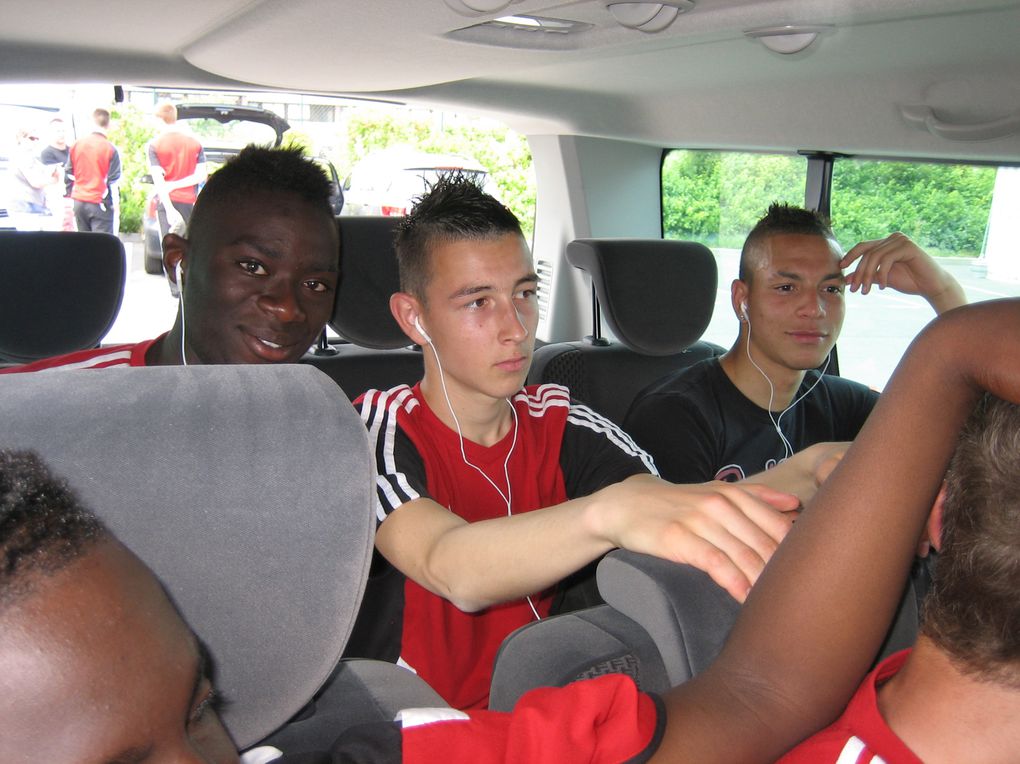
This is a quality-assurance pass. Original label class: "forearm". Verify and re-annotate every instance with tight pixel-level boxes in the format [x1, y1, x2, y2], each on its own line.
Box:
[926, 275, 967, 315]
[379, 494, 615, 612]
[741, 442, 845, 505]
[654, 300, 1020, 763]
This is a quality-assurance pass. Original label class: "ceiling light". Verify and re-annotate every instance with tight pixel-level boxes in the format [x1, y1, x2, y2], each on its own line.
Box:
[444, 0, 514, 16]
[608, 2, 695, 33]
[744, 24, 832, 54]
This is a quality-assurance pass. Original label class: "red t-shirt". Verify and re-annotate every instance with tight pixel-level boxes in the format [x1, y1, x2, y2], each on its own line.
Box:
[778, 650, 922, 764]
[0, 337, 158, 373]
[356, 383, 654, 709]
[148, 131, 205, 204]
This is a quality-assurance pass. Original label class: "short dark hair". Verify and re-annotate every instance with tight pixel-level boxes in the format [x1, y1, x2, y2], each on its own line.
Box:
[739, 203, 836, 282]
[92, 108, 110, 129]
[188, 145, 336, 246]
[395, 172, 522, 300]
[922, 393, 1020, 688]
[0, 450, 108, 608]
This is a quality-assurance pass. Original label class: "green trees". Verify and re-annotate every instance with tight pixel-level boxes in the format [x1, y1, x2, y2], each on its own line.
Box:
[339, 108, 535, 235]
[662, 149, 996, 257]
[108, 104, 156, 233]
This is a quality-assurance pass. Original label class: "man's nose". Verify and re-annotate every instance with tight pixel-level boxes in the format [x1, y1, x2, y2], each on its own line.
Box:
[258, 280, 306, 323]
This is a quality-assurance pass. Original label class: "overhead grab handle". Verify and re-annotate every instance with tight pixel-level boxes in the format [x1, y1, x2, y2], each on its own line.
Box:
[900, 104, 1020, 142]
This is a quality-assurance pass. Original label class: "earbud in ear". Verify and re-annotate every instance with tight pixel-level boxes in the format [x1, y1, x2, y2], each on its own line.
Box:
[740, 302, 749, 321]
[166, 261, 182, 298]
[413, 316, 432, 345]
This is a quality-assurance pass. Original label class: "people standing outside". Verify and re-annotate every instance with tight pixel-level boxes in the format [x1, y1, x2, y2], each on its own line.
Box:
[38, 117, 75, 231]
[68, 108, 121, 233]
[148, 102, 206, 237]
[8, 126, 60, 229]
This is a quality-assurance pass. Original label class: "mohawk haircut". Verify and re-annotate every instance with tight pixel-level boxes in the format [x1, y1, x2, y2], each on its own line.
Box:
[739, 202, 836, 282]
[0, 450, 107, 608]
[395, 172, 522, 300]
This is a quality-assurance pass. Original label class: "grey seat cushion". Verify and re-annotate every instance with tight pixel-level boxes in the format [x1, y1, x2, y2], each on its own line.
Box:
[1, 364, 375, 747]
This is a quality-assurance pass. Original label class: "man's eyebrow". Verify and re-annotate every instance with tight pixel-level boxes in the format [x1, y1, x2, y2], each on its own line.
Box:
[448, 273, 539, 300]
[230, 235, 283, 260]
[770, 270, 844, 282]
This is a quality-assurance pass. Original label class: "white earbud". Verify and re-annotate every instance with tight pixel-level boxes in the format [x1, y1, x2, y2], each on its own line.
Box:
[166, 260, 182, 298]
[414, 316, 432, 345]
[740, 301, 749, 321]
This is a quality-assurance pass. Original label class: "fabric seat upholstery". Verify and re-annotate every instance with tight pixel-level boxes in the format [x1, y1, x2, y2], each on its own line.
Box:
[528, 238, 723, 425]
[303, 216, 423, 400]
[0, 231, 125, 363]
[0, 364, 443, 748]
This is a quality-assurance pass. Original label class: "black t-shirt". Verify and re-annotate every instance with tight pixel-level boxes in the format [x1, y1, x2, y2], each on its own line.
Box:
[624, 357, 878, 484]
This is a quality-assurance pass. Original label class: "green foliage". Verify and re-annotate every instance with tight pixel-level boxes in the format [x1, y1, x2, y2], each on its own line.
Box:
[831, 161, 994, 256]
[108, 104, 155, 233]
[340, 109, 535, 235]
[662, 149, 996, 257]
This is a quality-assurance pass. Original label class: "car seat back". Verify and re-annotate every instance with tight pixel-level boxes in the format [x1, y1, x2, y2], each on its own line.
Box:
[303, 216, 423, 400]
[1, 364, 375, 748]
[528, 238, 723, 425]
[0, 231, 125, 363]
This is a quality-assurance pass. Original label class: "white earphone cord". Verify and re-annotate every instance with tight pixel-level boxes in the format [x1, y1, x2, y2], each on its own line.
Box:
[426, 335, 541, 621]
[743, 311, 829, 460]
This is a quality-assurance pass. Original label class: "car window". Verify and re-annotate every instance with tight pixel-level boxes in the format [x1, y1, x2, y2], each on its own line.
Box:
[662, 149, 1020, 390]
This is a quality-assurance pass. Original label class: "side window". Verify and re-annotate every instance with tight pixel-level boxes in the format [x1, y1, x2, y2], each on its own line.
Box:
[662, 150, 1020, 392]
[831, 159, 1019, 391]
[660, 149, 807, 351]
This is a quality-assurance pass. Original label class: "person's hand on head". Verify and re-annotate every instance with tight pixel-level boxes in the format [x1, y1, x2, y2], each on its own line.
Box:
[593, 476, 799, 602]
[840, 232, 966, 314]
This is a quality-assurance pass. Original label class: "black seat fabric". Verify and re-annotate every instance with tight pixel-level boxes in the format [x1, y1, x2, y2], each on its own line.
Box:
[304, 216, 423, 400]
[0, 231, 125, 363]
[0, 364, 443, 748]
[528, 238, 723, 425]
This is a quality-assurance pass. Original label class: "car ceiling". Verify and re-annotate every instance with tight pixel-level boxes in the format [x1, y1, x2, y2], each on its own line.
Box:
[2, 0, 1019, 161]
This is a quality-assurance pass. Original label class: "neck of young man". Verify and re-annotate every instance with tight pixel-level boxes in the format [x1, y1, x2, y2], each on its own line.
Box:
[419, 371, 516, 448]
[720, 340, 807, 412]
[878, 636, 1020, 764]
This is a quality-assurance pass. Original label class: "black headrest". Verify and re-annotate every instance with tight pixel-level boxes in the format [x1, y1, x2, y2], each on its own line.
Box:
[331, 217, 410, 349]
[0, 231, 126, 363]
[566, 239, 717, 356]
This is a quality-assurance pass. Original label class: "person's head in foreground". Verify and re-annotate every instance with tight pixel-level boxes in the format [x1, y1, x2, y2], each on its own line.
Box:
[0, 449, 238, 763]
[158, 145, 340, 366]
[390, 172, 538, 403]
[923, 392, 1020, 685]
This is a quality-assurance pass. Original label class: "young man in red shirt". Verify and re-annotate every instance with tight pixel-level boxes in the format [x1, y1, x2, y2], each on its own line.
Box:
[2, 145, 339, 373]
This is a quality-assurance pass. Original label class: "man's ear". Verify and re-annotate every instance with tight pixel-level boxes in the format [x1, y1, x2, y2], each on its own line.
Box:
[390, 292, 427, 345]
[162, 233, 188, 290]
[927, 482, 947, 553]
[731, 279, 750, 322]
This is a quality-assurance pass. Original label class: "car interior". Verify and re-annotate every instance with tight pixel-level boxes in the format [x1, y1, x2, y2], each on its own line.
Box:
[2, 0, 1019, 754]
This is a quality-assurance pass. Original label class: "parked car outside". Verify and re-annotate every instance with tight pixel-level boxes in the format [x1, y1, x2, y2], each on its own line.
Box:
[142, 104, 343, 274]
[341, 146, 497, 217]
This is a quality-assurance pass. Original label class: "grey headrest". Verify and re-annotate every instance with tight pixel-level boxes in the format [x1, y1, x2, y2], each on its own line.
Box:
[597, 550, 738, 687]
[0, 365, 376, 748]
[566, 239, 717, 356]
[0, 231, 126, 363]
[331, 217, 409, 349]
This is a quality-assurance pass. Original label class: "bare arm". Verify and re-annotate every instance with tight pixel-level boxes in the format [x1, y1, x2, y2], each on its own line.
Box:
[375, 474, 798, 611]
[841, 232, 967, 315]
[741, 441, 849, 505]
[652, 299, 1020, 763]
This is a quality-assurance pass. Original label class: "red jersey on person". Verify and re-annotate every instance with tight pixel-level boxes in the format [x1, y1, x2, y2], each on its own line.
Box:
[778, 650, 923, 764]
[148, 131, 205, 204]
[356, 382, 655, 709]
[69, 132, 120, 204]
[0, 337, 158, 373]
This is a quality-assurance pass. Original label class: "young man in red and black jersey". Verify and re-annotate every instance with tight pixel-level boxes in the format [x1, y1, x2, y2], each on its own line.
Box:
[352, 175, 802, 710]
[67, 108, 121, 234]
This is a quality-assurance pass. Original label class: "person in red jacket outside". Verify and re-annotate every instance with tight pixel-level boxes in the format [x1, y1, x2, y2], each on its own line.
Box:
[67, 108, 121, 234]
